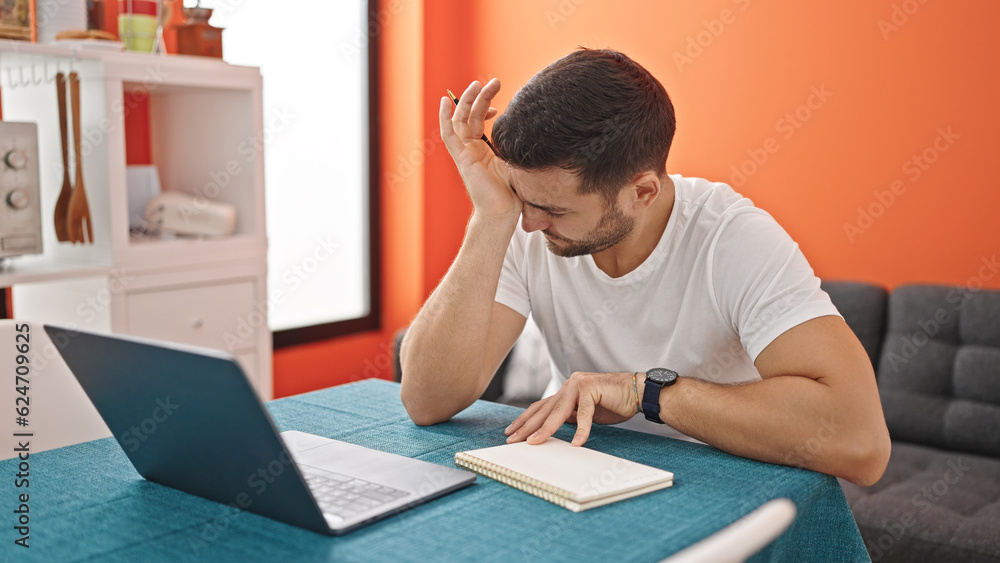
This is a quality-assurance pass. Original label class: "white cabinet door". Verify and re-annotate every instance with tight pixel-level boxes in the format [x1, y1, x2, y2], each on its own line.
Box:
[125, 280, 256, 353]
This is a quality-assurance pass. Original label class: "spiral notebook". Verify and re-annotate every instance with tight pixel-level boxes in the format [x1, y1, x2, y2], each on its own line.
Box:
[454, 438, 673, 512]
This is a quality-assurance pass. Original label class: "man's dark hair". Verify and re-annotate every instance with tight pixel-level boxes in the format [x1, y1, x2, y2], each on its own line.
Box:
[492, 48, 676, 202]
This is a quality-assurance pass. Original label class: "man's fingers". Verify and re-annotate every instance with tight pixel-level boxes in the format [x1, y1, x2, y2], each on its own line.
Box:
[507, 399, 558, 443]
[439, 96, 466, 156]
[572, 394, 595, 446]
[527, 387, 578, 445]
[505, 406, 535, 436]
[505, 397, 546, 436]
[469, 78, 500, 133]
[452, 80, 482, 126]
[485, 107, 498, 119]
[511, 406, 554, 443]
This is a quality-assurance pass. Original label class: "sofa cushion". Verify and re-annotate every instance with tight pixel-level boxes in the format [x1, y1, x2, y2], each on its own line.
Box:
[840, 441, 1000, 562]
[877, 285, 1000, 458]
[821, 280, 888, 368]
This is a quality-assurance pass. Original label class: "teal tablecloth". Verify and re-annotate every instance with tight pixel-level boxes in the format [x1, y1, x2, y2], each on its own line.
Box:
[0, 379, 868, 562]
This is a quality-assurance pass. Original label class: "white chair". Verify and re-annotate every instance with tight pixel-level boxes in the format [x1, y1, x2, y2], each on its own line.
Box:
[0, 320, 111, 459]
[662, 498, 797, 563]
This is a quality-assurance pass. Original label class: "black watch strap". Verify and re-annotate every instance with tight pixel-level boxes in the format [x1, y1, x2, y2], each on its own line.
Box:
[642, 368, 678, 424]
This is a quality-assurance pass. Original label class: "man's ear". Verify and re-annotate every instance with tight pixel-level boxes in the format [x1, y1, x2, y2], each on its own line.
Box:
[626, 172, 662, 210]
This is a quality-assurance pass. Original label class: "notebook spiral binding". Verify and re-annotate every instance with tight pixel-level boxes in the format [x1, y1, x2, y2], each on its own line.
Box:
[454, 452, 580, 510]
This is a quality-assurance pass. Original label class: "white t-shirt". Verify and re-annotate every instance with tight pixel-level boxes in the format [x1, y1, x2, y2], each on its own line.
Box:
[494, 174, 840, 441]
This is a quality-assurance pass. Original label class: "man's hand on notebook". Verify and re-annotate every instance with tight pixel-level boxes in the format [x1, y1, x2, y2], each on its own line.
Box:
[504, 371, 641, 447]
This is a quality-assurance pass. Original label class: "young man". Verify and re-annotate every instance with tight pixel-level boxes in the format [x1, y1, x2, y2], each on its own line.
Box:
[400, 49, 890, 486]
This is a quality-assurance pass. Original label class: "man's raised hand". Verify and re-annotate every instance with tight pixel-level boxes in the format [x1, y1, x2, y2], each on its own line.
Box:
[440, 78, 522, 222]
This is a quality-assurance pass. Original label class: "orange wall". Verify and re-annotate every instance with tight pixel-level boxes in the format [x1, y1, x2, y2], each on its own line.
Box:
[274, 0, 1000, 396]
[465, 0, 999, 288]
[422, 1, 478, 295]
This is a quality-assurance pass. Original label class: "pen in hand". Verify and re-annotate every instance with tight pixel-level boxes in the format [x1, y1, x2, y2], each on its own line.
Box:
[447, 89, 497, 154]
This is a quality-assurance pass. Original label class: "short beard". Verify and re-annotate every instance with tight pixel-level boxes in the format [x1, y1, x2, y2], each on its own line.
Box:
[544, 201, 636, 257]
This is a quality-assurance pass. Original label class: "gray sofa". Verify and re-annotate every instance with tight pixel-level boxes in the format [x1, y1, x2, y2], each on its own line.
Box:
[825, 281, 1000, 562]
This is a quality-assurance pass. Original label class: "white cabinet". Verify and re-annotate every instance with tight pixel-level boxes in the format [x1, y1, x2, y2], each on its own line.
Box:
[0, 41, 272, 407]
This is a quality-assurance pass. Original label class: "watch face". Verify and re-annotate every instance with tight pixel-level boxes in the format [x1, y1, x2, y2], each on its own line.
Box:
[646, 368, 678, 385]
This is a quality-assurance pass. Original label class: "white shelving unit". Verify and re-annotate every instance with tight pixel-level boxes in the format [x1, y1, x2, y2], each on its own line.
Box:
[0, 42, 272, 405]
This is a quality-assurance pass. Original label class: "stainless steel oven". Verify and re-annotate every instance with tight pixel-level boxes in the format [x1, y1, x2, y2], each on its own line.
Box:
[0, 121, 43, 259]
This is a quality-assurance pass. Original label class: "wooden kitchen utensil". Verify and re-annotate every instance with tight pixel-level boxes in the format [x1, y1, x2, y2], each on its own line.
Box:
[53, 72, 73, 242]
[67, 72, 94, 244]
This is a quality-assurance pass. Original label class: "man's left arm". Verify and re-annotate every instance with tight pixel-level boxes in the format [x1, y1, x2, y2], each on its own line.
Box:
[657, 314, 890, 486]
[506, 315, 892, 486]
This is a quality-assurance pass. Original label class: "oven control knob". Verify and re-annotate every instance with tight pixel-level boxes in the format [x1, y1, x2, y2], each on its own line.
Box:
[6, 189, 30, 210]
[4, 149, 27, 170]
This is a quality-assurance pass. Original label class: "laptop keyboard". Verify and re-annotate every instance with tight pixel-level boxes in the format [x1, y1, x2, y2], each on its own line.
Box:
[302, 471, 410, 519]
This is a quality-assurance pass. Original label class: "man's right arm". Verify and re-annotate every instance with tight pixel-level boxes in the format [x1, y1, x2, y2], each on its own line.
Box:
[399, 78, 527, 425]
[399, 221, 526, 425]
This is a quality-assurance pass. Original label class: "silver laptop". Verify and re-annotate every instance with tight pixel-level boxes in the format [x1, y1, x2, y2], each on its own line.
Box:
[44, 325, 475, 535]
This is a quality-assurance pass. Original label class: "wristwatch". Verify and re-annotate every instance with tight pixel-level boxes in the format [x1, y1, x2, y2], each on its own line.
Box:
[642, 368, 679, 424]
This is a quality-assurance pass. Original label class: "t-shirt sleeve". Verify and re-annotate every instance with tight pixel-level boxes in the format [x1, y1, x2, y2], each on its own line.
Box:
[709, 209, 841, 362]
[495, 228, 531, 318]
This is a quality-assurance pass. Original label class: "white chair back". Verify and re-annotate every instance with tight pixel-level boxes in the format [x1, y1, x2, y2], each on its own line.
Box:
[662, 498, 797, 563]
